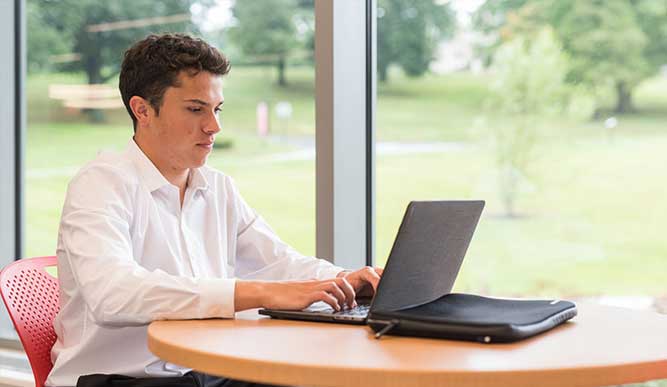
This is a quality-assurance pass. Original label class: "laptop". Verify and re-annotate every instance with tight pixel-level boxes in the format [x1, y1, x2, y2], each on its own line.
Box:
[259, 200, 485, 325]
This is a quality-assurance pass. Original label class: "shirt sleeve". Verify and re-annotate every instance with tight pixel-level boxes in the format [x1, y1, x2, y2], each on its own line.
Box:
[58, 165, 236, 327]
[228, 177, 346, 281]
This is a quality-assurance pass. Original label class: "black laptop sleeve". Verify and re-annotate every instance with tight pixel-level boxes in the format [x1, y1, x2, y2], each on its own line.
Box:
[367, 293, 577, 343]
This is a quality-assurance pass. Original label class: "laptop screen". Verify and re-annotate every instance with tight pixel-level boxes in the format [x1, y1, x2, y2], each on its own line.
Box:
[371, 200, 484, 313]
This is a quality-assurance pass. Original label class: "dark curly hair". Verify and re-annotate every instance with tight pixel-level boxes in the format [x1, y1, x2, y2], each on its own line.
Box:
[119, 33, 231, 131]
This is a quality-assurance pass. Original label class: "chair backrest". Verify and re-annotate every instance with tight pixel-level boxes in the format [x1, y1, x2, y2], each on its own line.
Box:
[0, 256, 59, 387]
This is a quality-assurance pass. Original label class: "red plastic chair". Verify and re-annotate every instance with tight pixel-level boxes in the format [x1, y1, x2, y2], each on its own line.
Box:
[0, 256, 59, 387]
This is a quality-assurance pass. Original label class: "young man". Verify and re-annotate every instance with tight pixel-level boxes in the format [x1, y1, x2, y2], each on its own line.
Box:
[47, 34, 382, 387]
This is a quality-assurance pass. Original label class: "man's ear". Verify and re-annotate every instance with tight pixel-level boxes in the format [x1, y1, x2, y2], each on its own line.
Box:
[129, 96, 153, 128]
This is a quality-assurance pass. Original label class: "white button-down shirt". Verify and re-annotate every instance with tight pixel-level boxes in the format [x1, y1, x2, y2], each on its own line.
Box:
[46, 139, 344, 386]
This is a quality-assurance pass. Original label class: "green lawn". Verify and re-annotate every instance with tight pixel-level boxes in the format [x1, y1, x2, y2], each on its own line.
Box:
[25, 67, 667, 299]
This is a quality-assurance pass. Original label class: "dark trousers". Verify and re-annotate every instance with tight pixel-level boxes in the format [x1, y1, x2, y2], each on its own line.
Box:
[76, 371, 287, 387]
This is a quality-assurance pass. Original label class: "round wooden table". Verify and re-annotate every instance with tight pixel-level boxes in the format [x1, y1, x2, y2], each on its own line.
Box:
[148, 303, 667, 387]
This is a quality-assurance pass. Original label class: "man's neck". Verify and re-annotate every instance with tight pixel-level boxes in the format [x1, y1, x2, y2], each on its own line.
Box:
[133, 136, 189, 203]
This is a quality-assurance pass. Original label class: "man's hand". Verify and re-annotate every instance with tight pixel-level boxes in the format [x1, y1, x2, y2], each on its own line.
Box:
[234, 267, 384, 313]
[235, 277, 357, 312]
[337, 266, 384, 298]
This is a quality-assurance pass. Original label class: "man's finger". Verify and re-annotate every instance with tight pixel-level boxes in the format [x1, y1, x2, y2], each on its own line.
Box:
[313, 290, 340, 311]
[322, 282, 347, 309]
[364, 266, 382, 291]
[336, 277, 356, 308]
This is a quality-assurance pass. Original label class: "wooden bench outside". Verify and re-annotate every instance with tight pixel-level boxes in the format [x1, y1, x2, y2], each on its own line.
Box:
[48, 84, 124, 110]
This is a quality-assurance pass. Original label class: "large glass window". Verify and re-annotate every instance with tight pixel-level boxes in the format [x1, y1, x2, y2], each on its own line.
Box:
[26, 0, 318, 257]
[376, 0, 667, 305]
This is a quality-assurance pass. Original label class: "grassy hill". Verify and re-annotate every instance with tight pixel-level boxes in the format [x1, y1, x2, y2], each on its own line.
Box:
[25, 66, 667, 297]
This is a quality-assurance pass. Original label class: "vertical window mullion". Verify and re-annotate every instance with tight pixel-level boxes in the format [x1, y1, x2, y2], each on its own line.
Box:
[315, 0, 374, 268]
[0, 0, 23, 341]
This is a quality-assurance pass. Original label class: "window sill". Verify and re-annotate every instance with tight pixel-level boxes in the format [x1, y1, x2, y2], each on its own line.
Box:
[0, 347, 31, 387]
[0, 368, 32, 387]
[0, 339, 22, 352]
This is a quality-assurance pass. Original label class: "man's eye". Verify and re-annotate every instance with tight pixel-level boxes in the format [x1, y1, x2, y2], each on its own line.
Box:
[188, 107, 201, 113]
[214, 108, 222, 114]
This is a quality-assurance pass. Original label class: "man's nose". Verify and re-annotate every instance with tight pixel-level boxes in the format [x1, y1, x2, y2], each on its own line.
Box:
[204, 112, 221, 134]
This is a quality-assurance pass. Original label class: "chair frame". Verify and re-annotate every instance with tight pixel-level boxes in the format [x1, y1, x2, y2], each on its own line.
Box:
[0, 256, 59, 387]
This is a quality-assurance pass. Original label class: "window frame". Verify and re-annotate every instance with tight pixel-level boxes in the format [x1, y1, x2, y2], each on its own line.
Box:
[2, 0, 376, 342]
[0, 0, 24, 341]
[314, 0, 376, 268]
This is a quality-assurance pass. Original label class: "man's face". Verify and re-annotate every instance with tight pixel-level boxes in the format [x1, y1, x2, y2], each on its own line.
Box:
[147, 70, 224, 170]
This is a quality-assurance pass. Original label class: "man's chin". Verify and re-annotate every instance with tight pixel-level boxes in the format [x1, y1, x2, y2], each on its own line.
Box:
[187, 148, 211, 168]
[192, 158, 207, 168]
[184, 154, 207, 169]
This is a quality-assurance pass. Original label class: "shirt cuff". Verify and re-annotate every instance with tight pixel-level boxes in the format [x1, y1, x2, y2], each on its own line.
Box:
[198, 278, 236, 318]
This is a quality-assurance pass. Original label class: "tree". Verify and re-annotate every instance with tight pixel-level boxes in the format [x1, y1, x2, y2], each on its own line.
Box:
[28, 0, 202, 82]
[28, 0, 205, 121]
[229, 0, 300, 86]
[474, 0, 667, 115]
[488, 28, 568, 216]
[557, 0, 648, 114]
[26, 1, 70, 73]
[377, 0, 455, 82]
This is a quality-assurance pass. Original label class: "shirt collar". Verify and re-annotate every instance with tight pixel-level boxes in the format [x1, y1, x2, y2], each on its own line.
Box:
[187, 164, 210, 193]
[126, 138, 209, 194]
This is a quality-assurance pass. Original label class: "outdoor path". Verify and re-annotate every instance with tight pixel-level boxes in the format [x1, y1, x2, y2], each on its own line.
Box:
[27, 141, 467, 179]
[245, 141, 467, 165]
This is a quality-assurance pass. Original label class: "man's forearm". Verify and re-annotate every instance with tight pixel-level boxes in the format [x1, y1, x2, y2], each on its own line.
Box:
[234, 280, 266, 312]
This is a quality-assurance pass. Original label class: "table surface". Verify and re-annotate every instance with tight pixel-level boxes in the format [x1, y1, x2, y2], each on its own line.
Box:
[148, 302, 667, 387]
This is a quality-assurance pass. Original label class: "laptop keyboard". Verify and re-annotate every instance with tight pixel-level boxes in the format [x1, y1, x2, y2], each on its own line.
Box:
[335, 304, 371, 317]
[303, 301, 371, 319]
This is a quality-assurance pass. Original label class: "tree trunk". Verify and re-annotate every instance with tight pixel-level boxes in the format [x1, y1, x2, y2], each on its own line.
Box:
[83, 39, 105, 123]
[499, 165, 518, 218]
[378, 64, 388, 83]
[277, 56, 287, 87]
[614, 81, 634, 114]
